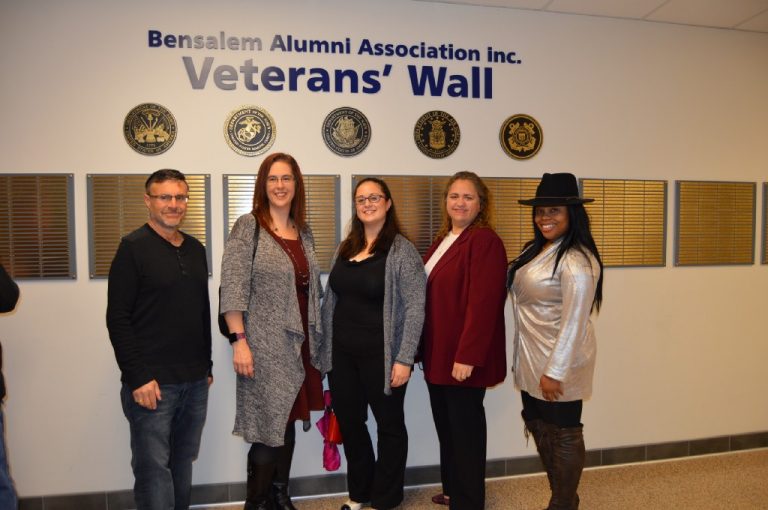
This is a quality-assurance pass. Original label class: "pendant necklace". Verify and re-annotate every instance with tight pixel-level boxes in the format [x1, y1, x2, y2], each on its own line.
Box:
[272, 221, 310, 287]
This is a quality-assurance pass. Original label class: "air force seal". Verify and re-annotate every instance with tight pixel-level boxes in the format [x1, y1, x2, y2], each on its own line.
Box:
[224, 105, 276, 157]
[322, 107, 371, 157]
[123, 103, 177, 156]
[414, 111, 460, 159]
[500, 114, 543, 160]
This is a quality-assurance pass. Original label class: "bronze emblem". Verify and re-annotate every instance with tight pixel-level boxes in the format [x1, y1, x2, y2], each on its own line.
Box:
[123, 103, 177, 155]
[322, 107, 371, 157]
[224, 105, 276, 156]
[500, 114, 543, 160]
[414, 111, 460, 159]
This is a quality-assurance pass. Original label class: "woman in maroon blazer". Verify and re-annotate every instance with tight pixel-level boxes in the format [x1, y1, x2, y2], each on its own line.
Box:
[423, 171, 508, 510]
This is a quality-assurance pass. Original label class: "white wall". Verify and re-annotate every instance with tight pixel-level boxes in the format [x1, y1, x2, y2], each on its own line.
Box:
[1, 0, 767, 498]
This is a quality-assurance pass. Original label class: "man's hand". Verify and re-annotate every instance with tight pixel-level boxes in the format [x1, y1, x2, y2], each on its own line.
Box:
[133, 380, 162, 410]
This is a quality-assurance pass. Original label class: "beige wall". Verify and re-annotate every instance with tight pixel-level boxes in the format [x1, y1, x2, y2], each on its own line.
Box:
[1, 0, 766, 497]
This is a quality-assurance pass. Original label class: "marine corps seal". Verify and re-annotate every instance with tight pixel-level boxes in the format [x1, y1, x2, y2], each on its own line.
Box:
[499, 114, 543, 160]
[322, 107, 371, 157]
[123, 103, 177, 156]
[414, 111, 460, 159]
[224, 105, 276, 157]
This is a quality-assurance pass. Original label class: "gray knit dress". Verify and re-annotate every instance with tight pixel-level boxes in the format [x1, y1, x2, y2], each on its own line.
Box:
[220, 213, 330, 447]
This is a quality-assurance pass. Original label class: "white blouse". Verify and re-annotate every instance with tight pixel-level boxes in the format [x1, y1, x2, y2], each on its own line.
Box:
[425, 231, 459, 276]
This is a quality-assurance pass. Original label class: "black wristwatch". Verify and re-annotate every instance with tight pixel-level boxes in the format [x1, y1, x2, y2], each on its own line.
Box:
[228, 332, 246, 344]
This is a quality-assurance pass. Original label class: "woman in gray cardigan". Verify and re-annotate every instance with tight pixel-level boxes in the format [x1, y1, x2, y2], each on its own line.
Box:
[321, 178, 426, 510]
[220, 153, 330, 510]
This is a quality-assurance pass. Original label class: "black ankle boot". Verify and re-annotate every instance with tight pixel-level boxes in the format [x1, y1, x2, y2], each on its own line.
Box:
[271, 482, 298, 510]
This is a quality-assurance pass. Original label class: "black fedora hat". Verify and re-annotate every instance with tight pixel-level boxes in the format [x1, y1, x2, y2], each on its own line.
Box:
[519, 172, 594, 206]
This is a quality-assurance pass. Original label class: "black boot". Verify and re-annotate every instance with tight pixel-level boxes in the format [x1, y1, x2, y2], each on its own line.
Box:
[271, 440, 298, 510]
[271, 482, 297, 510]
[245, 446, 277, 510]
[548, 425, 585, 510]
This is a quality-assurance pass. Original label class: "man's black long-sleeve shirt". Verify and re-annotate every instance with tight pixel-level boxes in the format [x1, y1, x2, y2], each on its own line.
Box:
[106, 224, 212, 390]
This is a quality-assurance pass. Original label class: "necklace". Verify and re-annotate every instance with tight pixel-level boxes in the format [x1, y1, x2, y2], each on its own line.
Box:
[272, 220, 297, 235]
[271, 230, 310, 287]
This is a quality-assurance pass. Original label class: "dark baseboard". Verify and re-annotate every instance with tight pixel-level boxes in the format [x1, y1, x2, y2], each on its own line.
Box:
[19, 430, 768, 510]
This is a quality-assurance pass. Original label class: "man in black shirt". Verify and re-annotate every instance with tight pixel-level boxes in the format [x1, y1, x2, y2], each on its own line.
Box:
[107, 169, 212, 510]
[0, 262, 19, 510]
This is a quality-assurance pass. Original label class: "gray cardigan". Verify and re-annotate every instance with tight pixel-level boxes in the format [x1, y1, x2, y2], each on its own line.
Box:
[321, 234, 426, 395]
[220, 213, 330, 446]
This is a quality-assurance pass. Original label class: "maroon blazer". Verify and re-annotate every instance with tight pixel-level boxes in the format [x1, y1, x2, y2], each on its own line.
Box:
[422, 226, 508, 387]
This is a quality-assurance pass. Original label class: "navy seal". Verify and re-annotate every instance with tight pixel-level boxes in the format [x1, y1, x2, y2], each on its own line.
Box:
[224, 105, 276, 156]
[322, 107, 371, 156]
[123, 103, 177, 156]
[414, 110, 460, 159]
[499, 114, 543, 160]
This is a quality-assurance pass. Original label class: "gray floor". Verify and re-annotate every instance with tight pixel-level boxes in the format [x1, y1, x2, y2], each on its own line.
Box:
[197, 448, 768, 509]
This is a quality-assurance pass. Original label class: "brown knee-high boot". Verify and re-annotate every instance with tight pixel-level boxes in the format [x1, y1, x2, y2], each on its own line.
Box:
[524, 419, 555, 496]
[548, 425, 585, 510]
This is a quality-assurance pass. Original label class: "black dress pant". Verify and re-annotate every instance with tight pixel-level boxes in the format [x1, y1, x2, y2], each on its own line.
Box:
[329, 348, 408, 509]
[427, 382, 487, 510]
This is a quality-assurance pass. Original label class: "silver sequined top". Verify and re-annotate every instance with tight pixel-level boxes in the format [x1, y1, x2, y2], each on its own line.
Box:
[509, 240, 600, 401]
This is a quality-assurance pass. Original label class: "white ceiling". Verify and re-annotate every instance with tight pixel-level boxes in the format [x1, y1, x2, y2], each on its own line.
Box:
[414, 0, 768, 33]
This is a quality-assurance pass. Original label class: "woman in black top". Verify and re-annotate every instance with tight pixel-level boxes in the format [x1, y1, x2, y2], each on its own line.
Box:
[321, 178, 426, 510]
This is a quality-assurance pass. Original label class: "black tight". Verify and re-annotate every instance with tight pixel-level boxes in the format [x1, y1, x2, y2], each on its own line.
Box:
[247, 422, 296, 466]
[521, 391, 582, 428]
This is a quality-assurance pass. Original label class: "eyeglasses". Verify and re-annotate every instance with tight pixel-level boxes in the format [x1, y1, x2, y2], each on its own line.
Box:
[355, 194, 385, 205]
[267, 175, 295, 184]
[147, 194, 189, 203]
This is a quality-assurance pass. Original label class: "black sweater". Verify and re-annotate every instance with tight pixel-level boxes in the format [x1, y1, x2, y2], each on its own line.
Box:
[106, 224, 212, 390]
[0, 263, 20, 400]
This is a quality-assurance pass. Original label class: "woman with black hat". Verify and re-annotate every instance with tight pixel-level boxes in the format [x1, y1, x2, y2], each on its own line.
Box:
[507, 172, 603, 510]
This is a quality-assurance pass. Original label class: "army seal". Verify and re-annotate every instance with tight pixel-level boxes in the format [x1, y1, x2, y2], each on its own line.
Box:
[414, 110, 460, 159]
[224, 105, 276, 157]
[499, 114, 543, 160]
[123, 103, 177, 156]
[322, 107, 371, 157]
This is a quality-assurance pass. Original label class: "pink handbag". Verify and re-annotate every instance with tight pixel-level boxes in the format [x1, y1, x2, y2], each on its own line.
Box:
[315, 390, 342, 471]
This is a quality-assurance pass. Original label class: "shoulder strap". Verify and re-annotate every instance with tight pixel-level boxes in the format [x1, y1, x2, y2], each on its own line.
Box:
[251, 211, 259, 258]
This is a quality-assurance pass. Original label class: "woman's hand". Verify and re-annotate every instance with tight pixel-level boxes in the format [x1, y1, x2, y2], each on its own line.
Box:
[232, 338, 254, 378]
[539, 374, 563, 401]
[391, 362, 412, 387]
[452, 362, 474, 382]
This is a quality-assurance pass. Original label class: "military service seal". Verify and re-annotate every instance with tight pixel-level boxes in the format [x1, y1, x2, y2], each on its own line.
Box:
[499, 114, 543, 160]
[123, 103, 177, 155]
[414, 110, 460, 159]
[224, 105, 276, 156]
[322, 107, 371, 157]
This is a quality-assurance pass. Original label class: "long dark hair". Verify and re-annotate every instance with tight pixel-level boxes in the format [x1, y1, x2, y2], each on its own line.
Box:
[508, 204, 604, 312]
[251, 152, 307, 231]
[338, 178, 404, 259]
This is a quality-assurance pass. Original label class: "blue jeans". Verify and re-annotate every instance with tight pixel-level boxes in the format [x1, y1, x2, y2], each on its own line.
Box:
[0, 406, 18, 510]
[121, 378, 209, 510]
